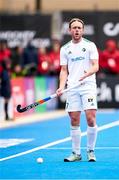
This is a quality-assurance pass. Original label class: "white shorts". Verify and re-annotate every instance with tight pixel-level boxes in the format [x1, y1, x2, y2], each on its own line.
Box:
[65, 82, 97, 112]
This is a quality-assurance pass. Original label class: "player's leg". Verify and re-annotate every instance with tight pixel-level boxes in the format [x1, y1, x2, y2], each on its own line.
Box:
[64, 90, 82, 162]
[85, 109, 97, 161]
[4, 98, 9, 120]
[70, 111, 81, 156]
[64, 111, 82, 162]
[82, 86, 98, 161]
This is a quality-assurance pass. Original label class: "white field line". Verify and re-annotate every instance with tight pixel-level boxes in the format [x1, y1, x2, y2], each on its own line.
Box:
[0, 120, 119, 162]
[43, 147, 119, 150]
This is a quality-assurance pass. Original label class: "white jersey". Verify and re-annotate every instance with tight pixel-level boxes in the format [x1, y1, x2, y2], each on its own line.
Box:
[60, 38, 99, 86]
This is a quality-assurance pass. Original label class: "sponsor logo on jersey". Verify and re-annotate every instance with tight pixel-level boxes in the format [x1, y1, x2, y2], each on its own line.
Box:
[71, 57, 85, 62]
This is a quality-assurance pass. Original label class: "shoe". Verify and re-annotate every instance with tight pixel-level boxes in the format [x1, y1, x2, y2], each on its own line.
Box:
[64, 152, 82, 162]
[87, 150, 96, 162]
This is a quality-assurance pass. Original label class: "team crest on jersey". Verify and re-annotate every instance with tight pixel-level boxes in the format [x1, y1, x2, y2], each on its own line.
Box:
[68, 51, 72, 54]
[82, 48, 86, 52]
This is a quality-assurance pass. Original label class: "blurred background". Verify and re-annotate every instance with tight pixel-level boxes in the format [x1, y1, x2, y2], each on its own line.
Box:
[0, 0, 119, 121]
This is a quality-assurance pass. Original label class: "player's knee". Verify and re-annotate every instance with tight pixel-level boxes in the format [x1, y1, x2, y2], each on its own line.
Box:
[69, 112, 80, 126]
[71, 115, 79, 126]
[86, 111, 96, 127]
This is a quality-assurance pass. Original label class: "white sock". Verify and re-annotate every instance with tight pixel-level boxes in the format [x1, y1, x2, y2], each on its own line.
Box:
[87, 125, 98, 151]
[70, 126, 81, 155]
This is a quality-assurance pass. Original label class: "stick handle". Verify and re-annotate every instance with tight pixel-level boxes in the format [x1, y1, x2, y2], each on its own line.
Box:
[62, 83, 81, 93]
[50, 82, 81, 99]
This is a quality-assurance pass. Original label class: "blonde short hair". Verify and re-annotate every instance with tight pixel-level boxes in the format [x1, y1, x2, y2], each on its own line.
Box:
[69, 18, 84, 28]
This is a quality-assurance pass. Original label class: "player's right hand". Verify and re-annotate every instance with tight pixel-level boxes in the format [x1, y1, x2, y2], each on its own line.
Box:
[56, 88, 63, 96]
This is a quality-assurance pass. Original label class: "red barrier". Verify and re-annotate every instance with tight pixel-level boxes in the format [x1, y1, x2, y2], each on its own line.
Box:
[11, 78, 26, 119]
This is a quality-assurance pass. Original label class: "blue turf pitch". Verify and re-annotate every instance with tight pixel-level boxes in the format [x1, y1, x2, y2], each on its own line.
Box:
[0, 110, 119, 179]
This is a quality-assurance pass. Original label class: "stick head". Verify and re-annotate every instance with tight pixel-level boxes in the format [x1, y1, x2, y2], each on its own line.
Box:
[16, 104, 25, 113]
[16, 104, 33, 113]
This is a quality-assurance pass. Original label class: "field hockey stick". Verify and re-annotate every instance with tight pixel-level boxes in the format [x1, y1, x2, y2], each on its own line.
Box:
[16, 82, 81, 113]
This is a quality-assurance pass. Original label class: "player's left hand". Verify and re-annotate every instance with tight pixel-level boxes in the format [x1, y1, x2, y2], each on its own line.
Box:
[79, 71, 88, 81]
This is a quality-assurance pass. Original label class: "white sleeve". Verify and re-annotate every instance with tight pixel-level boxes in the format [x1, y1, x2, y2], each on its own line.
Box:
[90, 42, 99, 60]
[60, 47, 68, 65]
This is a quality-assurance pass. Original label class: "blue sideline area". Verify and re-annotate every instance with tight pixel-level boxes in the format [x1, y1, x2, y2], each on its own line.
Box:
[0, 110, 119, 179]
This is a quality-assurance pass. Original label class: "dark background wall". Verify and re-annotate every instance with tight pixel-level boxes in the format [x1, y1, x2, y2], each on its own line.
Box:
[0, 11, 118, 49]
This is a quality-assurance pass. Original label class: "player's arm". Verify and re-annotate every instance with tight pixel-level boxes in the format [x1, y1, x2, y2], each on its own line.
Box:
[56, 65, 68, 96]
[80, 42, 99, 81]
[80, 59, 99, 81]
